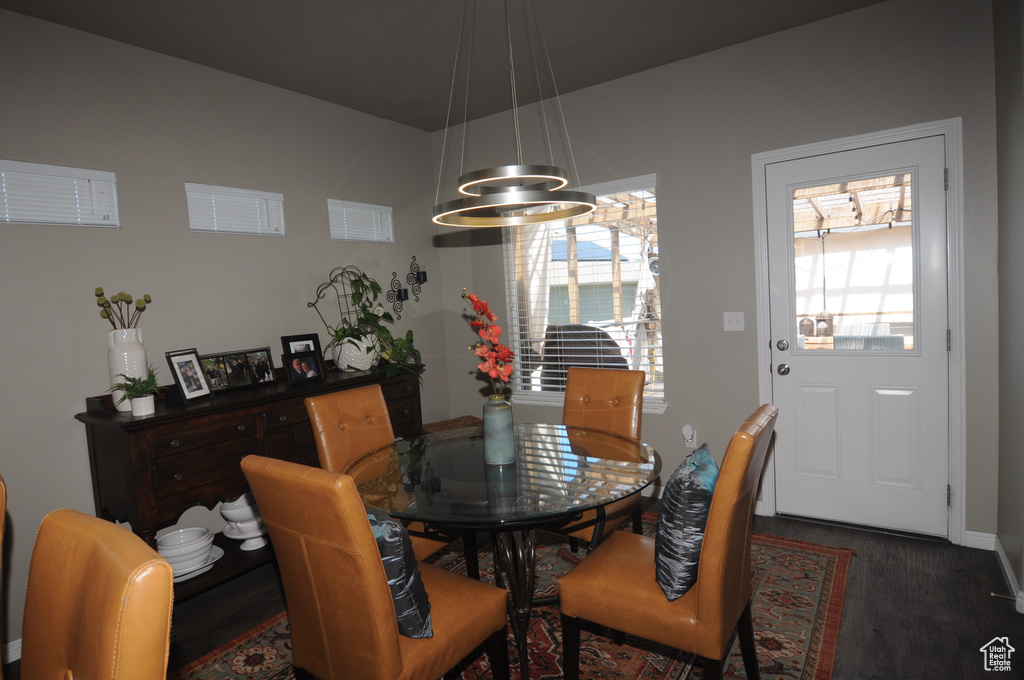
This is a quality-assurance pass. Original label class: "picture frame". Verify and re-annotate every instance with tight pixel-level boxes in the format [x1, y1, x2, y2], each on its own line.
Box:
[200, 347, 276, 392]
[282, 350, 326, 386]
[281, 333, 323, 361]
[166, 348, 213, 403]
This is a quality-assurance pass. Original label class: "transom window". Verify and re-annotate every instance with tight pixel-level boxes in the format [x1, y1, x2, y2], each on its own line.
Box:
[502, 175, 663, 404]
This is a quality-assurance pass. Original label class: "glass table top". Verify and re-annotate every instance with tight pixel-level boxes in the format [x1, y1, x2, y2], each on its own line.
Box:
[343, 422, 660, 530]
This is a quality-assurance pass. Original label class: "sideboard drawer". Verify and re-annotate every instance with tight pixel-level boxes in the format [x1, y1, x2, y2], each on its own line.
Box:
[380, 373, 418, 401]
[150, 416, 261, 458]
[152, 439, 260, 499]
[264, 402, 309, 431]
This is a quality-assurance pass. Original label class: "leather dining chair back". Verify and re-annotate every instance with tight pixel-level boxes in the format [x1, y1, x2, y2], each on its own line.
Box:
[558, 404, 779, 680]
[304, 384, 461, 565]
[558, 367, 647, 547]
[20, 508, 174, 680]
[562, 366, 645, 440]
[305, 384, 396, 472]
[240, 455, 510, 680]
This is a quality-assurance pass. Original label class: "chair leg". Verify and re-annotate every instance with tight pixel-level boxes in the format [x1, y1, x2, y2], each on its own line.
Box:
[293, 666, 318, 680]
[560, 614, 581, 680]
[463, 531, 480, 580]
[700, 657, 724, 680]
[568, 536, 579, 553]
[737, 601, 761, 680]
[631, 506, 643, 534]
[484, 627, 511, 680]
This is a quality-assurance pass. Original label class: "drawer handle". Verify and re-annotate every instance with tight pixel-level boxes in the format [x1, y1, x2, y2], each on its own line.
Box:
[173, 473, 183, 482]
[278, 414, 288, 422]
[170, 440, 181, 448]
[402, 408, 411, 415]
[237, 424, 246, 432]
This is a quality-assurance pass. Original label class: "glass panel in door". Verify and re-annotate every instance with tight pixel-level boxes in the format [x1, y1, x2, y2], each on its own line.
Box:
[792, 173, 914, 351]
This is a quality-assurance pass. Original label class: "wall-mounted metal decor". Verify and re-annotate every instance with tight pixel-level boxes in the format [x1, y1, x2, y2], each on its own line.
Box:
[406, 255, 428, 302]
[388, 272, 409, 319]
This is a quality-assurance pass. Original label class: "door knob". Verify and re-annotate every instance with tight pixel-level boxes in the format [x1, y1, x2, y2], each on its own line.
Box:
[777, 363, 790, 375]
[776, 339, 789, 351]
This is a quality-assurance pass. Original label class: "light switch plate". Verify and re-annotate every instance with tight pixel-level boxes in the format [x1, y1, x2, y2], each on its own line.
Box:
[724, 312, 745, 331]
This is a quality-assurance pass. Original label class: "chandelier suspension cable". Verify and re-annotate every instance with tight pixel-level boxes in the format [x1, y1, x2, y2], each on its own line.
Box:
[504, 0, 523, 166]
[434, 0, 474, 206]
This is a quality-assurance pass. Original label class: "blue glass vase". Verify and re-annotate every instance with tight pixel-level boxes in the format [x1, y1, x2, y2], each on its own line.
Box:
[482, 394, 516, 465]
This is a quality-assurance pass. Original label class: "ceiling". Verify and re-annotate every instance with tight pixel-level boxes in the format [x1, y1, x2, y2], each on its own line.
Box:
[0, 0, 884, 132]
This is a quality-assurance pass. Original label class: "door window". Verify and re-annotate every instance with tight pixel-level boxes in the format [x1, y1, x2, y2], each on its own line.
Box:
[791, 173, 915, 351]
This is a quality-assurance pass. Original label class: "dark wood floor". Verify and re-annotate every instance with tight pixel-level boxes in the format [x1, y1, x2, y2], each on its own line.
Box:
[4, 509, 1020, 679]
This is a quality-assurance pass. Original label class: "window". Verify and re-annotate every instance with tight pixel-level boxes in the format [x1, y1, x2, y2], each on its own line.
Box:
[327, 199, 393, 243]
[502, 174, 663, 406]
[185, 183, 284, 236]
[0, 159, 119, 227]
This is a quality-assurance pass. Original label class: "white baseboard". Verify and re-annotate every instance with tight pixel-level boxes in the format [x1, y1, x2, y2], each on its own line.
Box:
[993, 536, 1024, 614]
[964, 530, 998, 551]
[5, 637, 21, 664]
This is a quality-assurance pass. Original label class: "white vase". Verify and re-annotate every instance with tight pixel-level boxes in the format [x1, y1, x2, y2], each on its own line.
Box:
[107, 328, 147, 412]
[130, 394, 155, 417]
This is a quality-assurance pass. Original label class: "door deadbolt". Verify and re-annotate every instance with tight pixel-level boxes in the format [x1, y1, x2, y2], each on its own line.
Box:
[776, 339, 789, 351]
[777, 363, 790, 375]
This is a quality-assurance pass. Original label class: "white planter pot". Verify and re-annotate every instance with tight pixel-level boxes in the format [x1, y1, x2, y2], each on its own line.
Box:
[333, 337, 378, 372]
[107, 328, 147, 412]
[130, 395, 155, 417]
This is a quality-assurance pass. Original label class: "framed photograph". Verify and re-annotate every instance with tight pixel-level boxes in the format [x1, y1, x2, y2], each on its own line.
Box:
[282, 350, 325, 386]
[245, 347, 276, 385]
[166, 348, 213, 402]
[199, 354, 231, 391]
[281, 333, 323, 360]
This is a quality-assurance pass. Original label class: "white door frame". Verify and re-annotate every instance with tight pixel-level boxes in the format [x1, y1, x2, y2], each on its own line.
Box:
[751, 118, 966, 546]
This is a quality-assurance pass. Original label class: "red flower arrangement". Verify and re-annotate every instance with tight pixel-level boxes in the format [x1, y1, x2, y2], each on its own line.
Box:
[462, 288, 515, 396]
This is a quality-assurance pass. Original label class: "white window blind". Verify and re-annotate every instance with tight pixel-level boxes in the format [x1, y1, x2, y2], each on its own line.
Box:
[327, 199, 393, 243]
[0, 159, 119, 227]
[502, 174, 664, 403]
[185, 183, 285, 236]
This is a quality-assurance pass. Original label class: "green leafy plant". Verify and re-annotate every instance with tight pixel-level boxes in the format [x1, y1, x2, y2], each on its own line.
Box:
[94, 287, 153, 329]
[109, 365, 162, 404]
[308, 266, 421, 376]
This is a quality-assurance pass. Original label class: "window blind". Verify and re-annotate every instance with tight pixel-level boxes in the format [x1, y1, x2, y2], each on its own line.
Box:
[0, 159, 119, 227]
[327, 199, 394, 243]
[502, 175, 664, 400]
[185, 183, 285, 236]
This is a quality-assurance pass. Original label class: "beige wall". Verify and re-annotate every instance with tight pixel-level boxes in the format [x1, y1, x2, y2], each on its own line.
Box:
[0, 10, 448, 645]
[0, 0, 1009, 654]
[438, 0, 1000, 534]
[994, 0, 1024, 602]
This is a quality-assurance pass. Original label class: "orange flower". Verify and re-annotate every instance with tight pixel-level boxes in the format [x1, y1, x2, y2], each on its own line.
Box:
[463, 288, 515, 396]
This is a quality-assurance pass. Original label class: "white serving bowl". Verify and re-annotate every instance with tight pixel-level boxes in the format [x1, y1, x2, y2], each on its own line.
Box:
[220, 504, 259, 523]
[233, 517, 262, 534]
[221, 493, 256, 511]
[164, 543, 214, 572]
[157, 527, 213, 557]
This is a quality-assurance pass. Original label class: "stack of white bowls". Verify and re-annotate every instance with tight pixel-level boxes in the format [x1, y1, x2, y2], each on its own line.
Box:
[157, 527, 215, 579]
[220, 492, 267, 551]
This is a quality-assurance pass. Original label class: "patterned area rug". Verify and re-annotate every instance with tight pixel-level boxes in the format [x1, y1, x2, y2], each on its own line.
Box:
[170, 516, 852, 680]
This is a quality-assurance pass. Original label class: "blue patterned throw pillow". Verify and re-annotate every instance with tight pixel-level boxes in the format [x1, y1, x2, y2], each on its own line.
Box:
[654, 443, 720, 601]
[366, 507, 433, 638]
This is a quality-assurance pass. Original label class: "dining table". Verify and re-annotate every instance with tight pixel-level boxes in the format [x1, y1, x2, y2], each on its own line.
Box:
[343, 421, 661, 679]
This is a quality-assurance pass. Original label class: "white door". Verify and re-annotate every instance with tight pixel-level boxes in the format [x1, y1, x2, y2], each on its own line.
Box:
[766, 135, 949, 537]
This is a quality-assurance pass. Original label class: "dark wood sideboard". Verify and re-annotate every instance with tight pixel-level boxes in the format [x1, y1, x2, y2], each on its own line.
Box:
[75, 366, 423, 600]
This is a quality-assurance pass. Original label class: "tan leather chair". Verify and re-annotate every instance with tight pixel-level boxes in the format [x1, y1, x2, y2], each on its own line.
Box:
[558, 404, 779, 680]
[241, 455, 510, 680]
[305, 385, 456, 564]
[557, 367, 646, 548]
[21, 508, 174, 680]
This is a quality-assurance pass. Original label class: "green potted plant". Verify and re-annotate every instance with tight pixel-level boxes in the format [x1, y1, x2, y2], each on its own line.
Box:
[109, 364, 161, 416]
[309, 266, 421, 376]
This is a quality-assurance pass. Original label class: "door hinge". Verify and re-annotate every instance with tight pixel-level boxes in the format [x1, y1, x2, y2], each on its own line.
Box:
[944, 168, 949, 191]
[947, 484, 952, 507]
